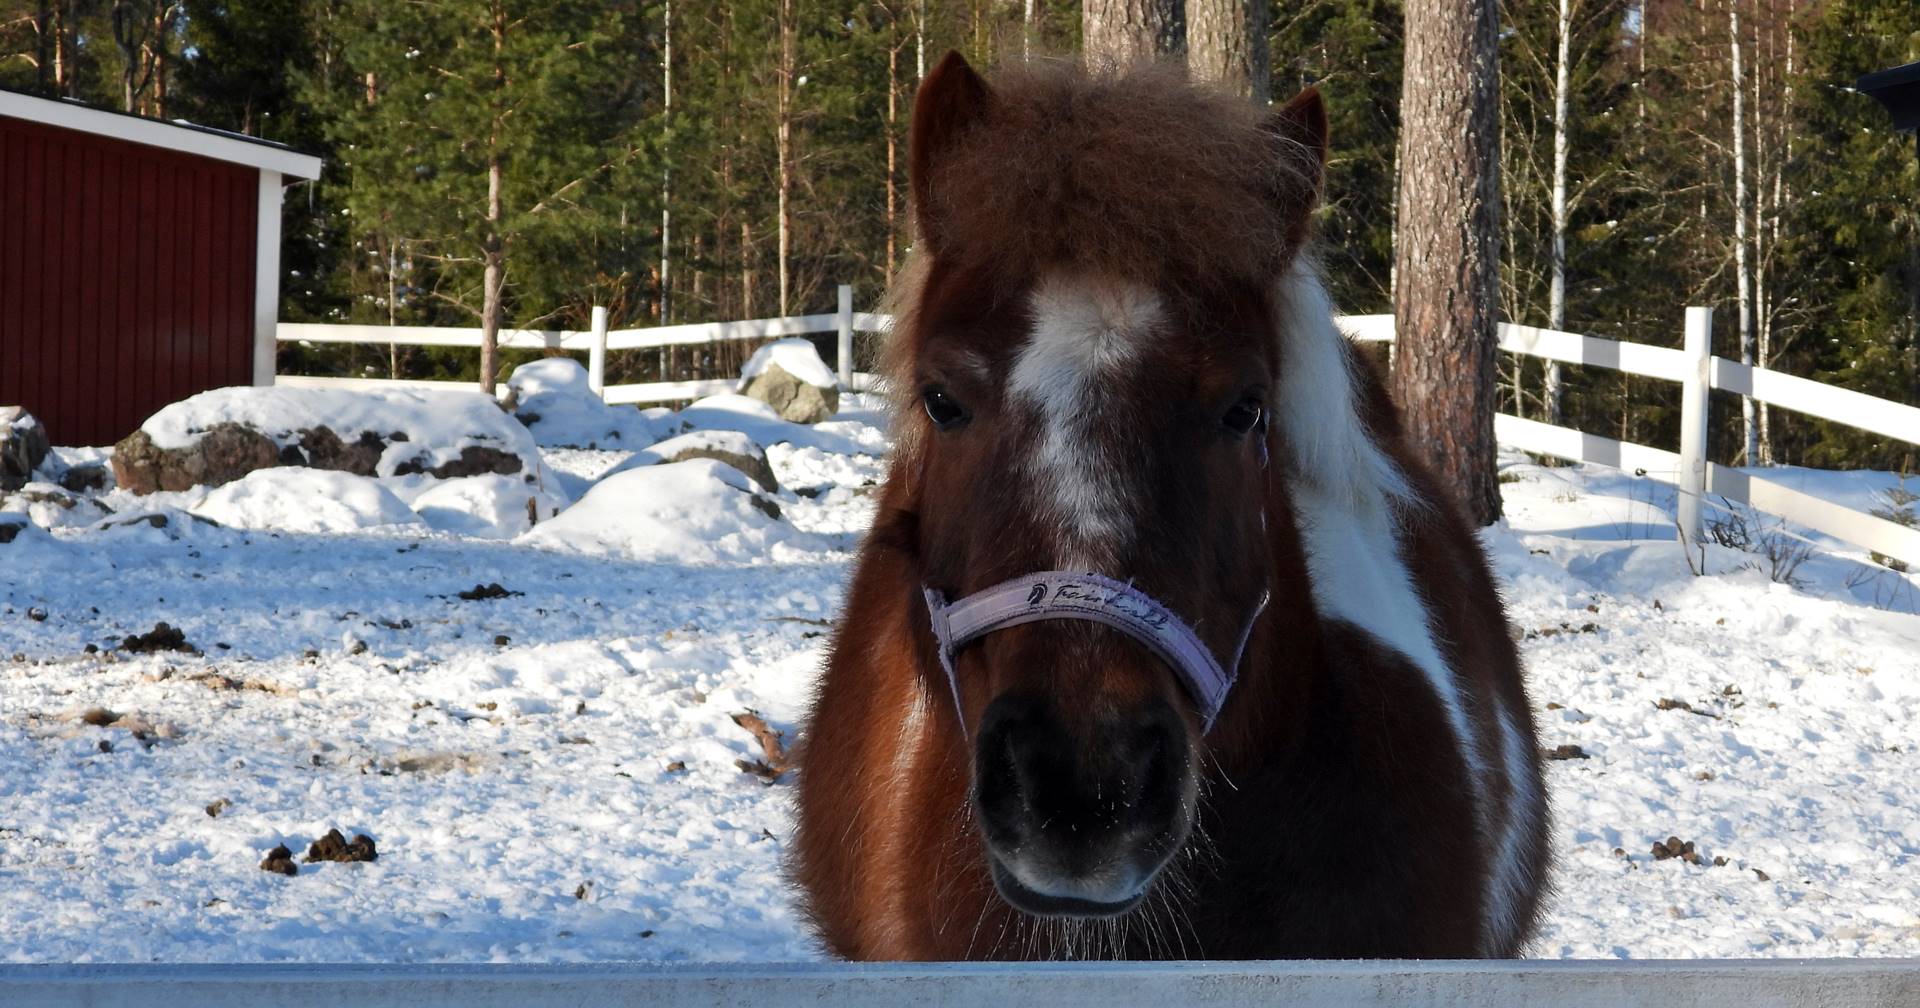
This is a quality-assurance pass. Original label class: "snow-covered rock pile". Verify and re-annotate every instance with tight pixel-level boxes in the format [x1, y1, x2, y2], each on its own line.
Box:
[602, 429, 779, 493]
[522, 458, 796, 563]
[504, 358, 657, 450]
[739, 338, 839, 423]
[114, 386, 557, 493]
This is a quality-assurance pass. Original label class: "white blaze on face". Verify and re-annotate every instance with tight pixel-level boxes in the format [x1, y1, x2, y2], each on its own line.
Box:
[1009, 276, 1164, 570]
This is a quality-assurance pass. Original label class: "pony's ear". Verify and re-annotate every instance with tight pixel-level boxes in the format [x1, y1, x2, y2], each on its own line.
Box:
[911, 50, 992, 254]
[1264, 86, 1328, 203]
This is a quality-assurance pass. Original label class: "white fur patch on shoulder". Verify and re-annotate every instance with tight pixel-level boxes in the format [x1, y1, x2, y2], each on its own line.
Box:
[1276, 264, 1518, 952]
[1010, 275, 1163, 569]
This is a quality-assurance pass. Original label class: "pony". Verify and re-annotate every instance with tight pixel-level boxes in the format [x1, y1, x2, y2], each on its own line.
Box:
[791, 51, 1549, 961]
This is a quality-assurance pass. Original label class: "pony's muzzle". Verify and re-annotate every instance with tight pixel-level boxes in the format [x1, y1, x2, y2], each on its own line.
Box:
[972, 692, 1194, 918]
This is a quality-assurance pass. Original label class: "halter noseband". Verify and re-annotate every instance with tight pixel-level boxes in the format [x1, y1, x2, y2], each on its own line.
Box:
[923, 571, 1268, 734]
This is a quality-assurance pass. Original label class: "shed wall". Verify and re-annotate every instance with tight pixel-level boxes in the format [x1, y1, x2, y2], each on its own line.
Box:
[1, 115, 258, 448]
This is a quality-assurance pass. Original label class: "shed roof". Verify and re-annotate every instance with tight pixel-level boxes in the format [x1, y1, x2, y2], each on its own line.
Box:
[0, 87, 322, 180]
[1857, 61, 1920, 133]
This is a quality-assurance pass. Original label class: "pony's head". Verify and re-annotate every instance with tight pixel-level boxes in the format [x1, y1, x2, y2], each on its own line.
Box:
[889, 52, 1329, 918]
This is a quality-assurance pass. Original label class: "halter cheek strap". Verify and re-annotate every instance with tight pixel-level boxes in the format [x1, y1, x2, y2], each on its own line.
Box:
[923, 571, 1268, 734]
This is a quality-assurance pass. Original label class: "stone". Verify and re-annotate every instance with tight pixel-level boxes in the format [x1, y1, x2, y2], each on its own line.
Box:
[112, 424, 281, 495]
[391, 445, 523, 480]
[607, 430, 779, 493]
[740, 362, 839, 425]
[1, 407, 51, 492]
[0, 513, 32, 545]
[59, 463, 110, 493]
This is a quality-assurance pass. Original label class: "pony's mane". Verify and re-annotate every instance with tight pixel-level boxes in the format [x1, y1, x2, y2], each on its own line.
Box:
[917, 57, 1318, 289]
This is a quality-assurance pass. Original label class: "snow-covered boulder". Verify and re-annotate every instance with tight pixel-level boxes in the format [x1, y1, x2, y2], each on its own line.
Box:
[112, 386, 556, 495]
[504, 357, 657, 449]
[0, 482, 112, 530]
[600, 429, 779, 493]
[738, 338, 839, 423]
[0, 511, 37, 545]
[663, 393, 872, 456]
[192, 468, 424, 534]
[1, 406, 51, 492]
[405, 473, 567, 539]
[520, 458, 789, 563]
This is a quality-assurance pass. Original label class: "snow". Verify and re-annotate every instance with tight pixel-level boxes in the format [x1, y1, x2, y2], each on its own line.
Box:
[739, 338, 838, 390]
[3, 396, 1919, 963]
[661, 394, 882, 456]
[505, 358, 658, 450]
[601, 430, 766, 482]
[403, 474, 566, 540]
[194, 469, 424, 534]
[519, 459, 800, 564]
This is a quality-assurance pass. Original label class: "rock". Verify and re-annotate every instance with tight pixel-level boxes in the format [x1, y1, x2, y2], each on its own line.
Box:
[59, 463, 110, 493]
[296, 426, 388, 474]
[391, 445, 523, 479]
[112, 424, 281, 495]
[1, 512, 40, 545]
[1, 407, 52, 492]
[741, 362, 839, 424]
[738, 339, 840, 424]
[1, 481, 113, 529]
[605, 430, 779, 493]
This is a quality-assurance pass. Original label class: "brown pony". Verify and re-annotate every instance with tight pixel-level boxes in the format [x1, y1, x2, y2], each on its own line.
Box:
[792, 52, 1549, 960]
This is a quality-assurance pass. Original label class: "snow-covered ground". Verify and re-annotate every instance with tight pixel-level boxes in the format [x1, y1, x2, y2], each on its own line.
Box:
[3, 392, 1918, 963]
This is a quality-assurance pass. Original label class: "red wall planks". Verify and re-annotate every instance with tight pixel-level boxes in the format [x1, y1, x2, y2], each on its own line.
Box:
[0, 115, 259, 448]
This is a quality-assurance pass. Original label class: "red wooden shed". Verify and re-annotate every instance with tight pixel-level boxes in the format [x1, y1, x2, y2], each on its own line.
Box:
[0, 89, 322, 448]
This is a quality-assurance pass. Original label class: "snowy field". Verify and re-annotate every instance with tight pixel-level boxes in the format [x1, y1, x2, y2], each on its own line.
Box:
[3, 385, 1919, 963]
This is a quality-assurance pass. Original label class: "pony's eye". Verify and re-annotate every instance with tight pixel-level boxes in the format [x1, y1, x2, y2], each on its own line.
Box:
[1223, 398, 1265, 436]
[923, 386, 969, 430]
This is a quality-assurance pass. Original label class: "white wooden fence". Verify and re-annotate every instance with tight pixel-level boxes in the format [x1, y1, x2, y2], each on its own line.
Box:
[1338, 308, 1920, 570]
[277, 298, 1920, 569]
[5, 959, 1918, 1007]
[277, 284, 885, 406]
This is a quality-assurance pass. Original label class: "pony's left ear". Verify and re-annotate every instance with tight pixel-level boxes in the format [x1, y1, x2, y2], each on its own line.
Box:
[1264, 86, 1328, 204]
[911, 50, 993, 255]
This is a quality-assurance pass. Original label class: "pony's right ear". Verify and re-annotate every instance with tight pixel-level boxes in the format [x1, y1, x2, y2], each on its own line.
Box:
[1264, 85, 1328, 204]
[910, 50, 992, 254]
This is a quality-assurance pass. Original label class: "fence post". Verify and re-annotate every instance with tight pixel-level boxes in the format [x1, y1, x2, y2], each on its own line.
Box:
[588, 306, 609, 400]
[1677, 306, 1713, 548]
[836, 284, 854, 390]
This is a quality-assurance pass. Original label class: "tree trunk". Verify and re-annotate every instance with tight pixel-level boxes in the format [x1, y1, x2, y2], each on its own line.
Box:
[1391, 0, 1504, 526]
[482, 156, 504, 395]
[480, 2, 506, 396]
[1729, 2, 1755, 465]
[776, 0, 794, 315]
[1082, 0, 1180, 68]
[1187, 0, 1268, 102]
[1544, 0, 1572, 427]
[886, 10, 900, 282]
[659, 0, 673, 324]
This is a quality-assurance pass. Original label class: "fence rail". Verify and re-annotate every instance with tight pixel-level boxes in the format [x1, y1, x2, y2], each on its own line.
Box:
[1346, 308, 1920, 570]
[276, 299, 1920, 569]
[5, 960, 1917, 1008]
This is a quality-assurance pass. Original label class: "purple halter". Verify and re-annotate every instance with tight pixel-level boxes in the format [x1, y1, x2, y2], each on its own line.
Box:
[923, 572, 1268, 734]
